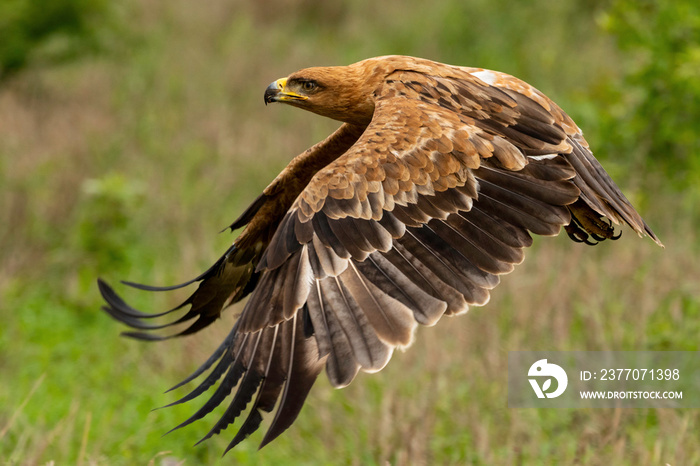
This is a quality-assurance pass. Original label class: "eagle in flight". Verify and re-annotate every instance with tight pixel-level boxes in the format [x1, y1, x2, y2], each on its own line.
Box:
[99, 55, 662, 454]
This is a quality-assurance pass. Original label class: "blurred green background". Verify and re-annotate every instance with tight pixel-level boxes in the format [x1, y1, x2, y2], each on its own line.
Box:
[1, 0, 699, 464]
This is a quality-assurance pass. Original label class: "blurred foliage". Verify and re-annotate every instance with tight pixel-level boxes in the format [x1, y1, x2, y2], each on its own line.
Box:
[0, 0, 117, 80]
[594, 0, 700, 190]
[76, 174, 146, 265]
[69, 174, 147, 302]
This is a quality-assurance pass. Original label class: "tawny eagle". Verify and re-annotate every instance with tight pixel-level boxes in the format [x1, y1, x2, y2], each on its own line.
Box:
[99, 55, 662, 454]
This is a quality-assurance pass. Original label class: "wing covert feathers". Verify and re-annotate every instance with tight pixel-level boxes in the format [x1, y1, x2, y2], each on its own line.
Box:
[100, 55, 661, 454]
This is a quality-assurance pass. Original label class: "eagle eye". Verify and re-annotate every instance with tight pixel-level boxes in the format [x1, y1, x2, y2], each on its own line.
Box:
[301, 81, 317, 92]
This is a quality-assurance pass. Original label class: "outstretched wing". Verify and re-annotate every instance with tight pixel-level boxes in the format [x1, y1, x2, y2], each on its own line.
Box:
[100, 123, 367, 340]
[100, 67, 659, 452]
[435, 66, 661, 245]
[99, 197, 268, 340]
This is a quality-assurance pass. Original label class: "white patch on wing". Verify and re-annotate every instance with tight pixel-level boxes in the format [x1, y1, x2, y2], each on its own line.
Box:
[469, 70, 497, 86]
[528, 154, 559, 161]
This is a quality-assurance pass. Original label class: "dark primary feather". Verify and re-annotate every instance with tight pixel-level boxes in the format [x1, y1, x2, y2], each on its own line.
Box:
[99, 243, 261, 340]
[99, 55, 661, 454]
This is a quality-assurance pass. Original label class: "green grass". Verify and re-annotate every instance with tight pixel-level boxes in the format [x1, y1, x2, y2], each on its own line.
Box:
[1, 0, 699, 464]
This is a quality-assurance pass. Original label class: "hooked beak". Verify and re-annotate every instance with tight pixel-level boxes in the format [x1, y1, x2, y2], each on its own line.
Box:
[264, 78, 308, 105]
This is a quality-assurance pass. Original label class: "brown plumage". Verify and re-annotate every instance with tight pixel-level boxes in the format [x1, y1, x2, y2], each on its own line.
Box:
[99, 55, 662, 453]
